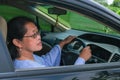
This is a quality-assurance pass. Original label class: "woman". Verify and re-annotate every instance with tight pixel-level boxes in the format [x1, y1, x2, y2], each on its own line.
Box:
[7, 16, 91, 69]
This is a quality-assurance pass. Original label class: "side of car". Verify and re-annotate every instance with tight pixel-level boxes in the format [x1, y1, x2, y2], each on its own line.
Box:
[0, 0, 120, 80]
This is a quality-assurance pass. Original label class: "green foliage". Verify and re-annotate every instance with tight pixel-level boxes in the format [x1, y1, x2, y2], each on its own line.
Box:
[112, 0, 120, 7]
[94, 0, 108, 6]
[107, 6, 120, 12]
[107, 6, 120, 15]
[116, 10, 120, 15]
[94, 0, 120, 15]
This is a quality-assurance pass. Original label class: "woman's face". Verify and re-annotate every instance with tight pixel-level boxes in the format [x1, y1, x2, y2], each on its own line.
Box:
[21, 22, 42, 53]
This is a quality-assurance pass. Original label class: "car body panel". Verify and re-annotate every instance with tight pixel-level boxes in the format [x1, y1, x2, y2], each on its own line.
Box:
[0, 63, 120, 79]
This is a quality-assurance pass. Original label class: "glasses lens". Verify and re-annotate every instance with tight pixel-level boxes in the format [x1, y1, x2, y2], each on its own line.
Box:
[24, 31, 40, 38]
[32, 31, 40, 38]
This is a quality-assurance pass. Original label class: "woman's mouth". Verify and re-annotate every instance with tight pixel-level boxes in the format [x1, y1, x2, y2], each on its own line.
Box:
[37, 42, 42, 46]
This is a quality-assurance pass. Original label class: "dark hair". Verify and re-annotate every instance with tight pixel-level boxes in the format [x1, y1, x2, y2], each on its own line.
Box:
[7, 16, 35, 60]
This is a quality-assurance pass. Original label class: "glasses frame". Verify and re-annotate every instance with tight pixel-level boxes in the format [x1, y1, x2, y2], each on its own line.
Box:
[24, 31, 40, 39]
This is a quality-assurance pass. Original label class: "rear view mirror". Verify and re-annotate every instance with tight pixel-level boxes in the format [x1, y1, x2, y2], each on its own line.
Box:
[48, 7, 67, 15]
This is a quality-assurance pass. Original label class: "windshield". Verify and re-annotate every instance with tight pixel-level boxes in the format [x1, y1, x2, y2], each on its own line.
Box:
[36, 4, 120, 36]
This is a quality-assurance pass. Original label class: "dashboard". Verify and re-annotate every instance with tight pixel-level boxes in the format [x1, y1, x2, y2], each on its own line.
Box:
[79, 33, 120, 63]
[42, 30, 120, 64]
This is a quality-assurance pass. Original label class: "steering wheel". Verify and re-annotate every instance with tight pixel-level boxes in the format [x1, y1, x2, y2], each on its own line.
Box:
[61, 38, 86, 65]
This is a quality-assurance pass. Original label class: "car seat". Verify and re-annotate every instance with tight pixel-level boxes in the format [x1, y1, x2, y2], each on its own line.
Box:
[0, 16, 7, 41]
[0, 16, 14, 72]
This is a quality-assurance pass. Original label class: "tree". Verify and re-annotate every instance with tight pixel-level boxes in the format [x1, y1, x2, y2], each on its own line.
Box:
[113, 0, 120, 7]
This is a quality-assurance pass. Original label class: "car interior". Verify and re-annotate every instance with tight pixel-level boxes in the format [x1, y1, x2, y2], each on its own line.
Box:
[0, 4, 120, 69]
[39, 7, 120, 66]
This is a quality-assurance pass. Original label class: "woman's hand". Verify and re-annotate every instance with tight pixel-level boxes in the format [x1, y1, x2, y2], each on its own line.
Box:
[59, 35, 92, 63]
[59, 35, 76, 48]
[79, 46, 92, 61]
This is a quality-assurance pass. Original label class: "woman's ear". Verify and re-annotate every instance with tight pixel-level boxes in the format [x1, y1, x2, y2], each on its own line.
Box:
[12, 39, 22, 48]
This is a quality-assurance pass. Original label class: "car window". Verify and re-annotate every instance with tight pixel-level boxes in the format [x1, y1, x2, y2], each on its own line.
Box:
[1, 3, 120, 71]
[1, 5, 119, 36]
[35, 5, 120, 64]
[0, 5, 52, 32]
[0, 5, 35, 21]
[0, 1, 120, 79]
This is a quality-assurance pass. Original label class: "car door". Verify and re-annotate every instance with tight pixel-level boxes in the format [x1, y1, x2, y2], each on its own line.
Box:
[0, 0, 120, 80]
[0, 63, 120, 80]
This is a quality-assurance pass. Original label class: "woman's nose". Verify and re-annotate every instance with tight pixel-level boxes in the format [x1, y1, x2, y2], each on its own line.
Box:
[37, 34, 41, 40]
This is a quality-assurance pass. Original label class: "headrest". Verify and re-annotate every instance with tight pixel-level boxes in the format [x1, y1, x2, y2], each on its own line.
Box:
[0, 16, 7, 41]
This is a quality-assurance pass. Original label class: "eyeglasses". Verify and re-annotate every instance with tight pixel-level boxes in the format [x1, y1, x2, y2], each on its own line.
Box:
[24, 31, 40, 39]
